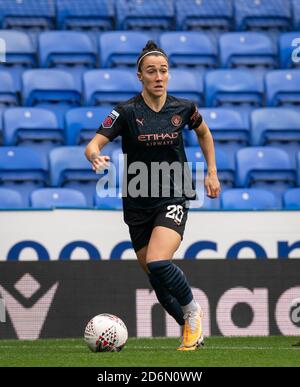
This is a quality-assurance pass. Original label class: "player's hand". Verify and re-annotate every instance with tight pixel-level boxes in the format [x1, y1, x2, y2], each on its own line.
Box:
[205, 171, 221, 198]
[90, 153, 110, 172]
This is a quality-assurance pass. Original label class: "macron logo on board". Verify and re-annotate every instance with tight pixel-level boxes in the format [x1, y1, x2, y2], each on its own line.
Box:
[0, 274, 58, 339]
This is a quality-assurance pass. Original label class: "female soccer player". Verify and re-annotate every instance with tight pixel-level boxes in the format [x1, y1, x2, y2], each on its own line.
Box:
[85, 41, 221, 351]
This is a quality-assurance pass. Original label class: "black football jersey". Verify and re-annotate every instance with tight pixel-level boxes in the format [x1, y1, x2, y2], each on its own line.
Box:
[96, 94, 203, 210]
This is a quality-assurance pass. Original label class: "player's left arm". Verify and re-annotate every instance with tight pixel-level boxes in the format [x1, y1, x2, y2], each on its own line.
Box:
[193, 120, 221, 198]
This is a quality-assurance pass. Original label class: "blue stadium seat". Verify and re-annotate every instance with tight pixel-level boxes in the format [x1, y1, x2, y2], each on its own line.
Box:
[279, 32, 300, 68]
[205, 69, 264, 107]
[298, 150, 300, 186]
[283, 188, 300, 209]
[292, 0, 300, 30]
[49, 146, 102, 206]
[99, 31, 150, 68]
[251, 108, 300, 167]
[235, 147, 296, 203]
[188, 188, 221, 210]
[219, 32, 277, 68]
[115, 0, 174, 31]
[0, 146, 48, 205]
[221, 188, 278, 209]
[234, 0, 292, 32]
[185, 108, 250, 154]
[265, 70, 300, 106]
[159, 32, 217, 68]
[0, 187, 24, 209]
[0, 30, 35, 67]
[38, 31, 97, 68]
[30, 188, 88, 209]
[0, 109, 3, 140]
[175, 0, 233, 31]
[65, 106, 114, 145]
[22, 69, 82, 106]
[56, 0, 115, 31]
[94, 189, 123, 210]
[83, 69, 140, 106]
[185, 145, 235, 189]
[168, 69, 204, 105]
[0, 70, 18, 106]
[3, 107, 63, 149]
[0, 0, 55, 30]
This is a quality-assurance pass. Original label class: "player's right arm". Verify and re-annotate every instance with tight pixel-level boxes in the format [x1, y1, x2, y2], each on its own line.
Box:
[85, 106, 124, 172]
[85, 133, 110, 172]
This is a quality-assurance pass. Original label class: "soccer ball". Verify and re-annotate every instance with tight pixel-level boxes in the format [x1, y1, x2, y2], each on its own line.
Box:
[84, 313, 128, 352]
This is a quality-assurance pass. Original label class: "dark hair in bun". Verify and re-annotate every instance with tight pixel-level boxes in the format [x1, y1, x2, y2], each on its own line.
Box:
[137, 40, 168, 71]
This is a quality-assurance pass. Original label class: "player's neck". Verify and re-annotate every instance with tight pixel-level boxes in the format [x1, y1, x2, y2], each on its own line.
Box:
[141, 91, 167, 113]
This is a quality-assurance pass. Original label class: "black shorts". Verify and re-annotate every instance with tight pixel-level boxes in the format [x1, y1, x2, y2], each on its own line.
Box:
[124, 201, 189, 253]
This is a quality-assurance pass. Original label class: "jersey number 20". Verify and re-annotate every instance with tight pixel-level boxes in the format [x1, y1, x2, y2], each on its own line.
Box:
[166, 205, 184, 225]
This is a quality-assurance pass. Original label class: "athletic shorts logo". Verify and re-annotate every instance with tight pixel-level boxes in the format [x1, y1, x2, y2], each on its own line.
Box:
[102, 110, 120, 128]
[171, 115, 182, 127]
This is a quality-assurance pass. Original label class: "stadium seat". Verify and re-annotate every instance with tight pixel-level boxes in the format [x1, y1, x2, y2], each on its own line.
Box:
[283, 188, 300, 209]
[185, 146, 235, 189]
[0, 187, 24, 209]
[49, 146, 106, 206]
[234, 0, 292, 32]
[0, 146, 48, 205]
[279, 32, 300, 68]
[0, 109, 3, 141]
[0, 70, 18, 106]
[205, 69, 264, 107]
[175, 0, 233, 31]
[292, 0, 300, 30]
[115, 0, 174, 31]
[159, 32, 217, 68]
[38, 31, 97, 68]
[83, 69, 140, 106]
[221, 188, 278, 209]
[298, 150, 300, 186]
[235, 147, 296, 203]
[3, 107, 63, 148]
[251, 108, 300, 167]
[94, 189, 123, 210]
[219, 32, 277, 68]
[22, 69, 82, 106]
[188, 188, 221, 210]
[265, 70, 300, 106]
[185, 108, 250, 154]
[30, 188, 88, 209]
[65, 106, 114, 145]
[56, 0, 115, 31]
[0, 0, 55, 30]
[0, 30, 35, 67]
[168, 69, 204, 105]
[99, 31, 150, 68]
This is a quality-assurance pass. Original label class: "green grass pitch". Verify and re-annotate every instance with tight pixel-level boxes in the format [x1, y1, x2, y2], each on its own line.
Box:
[0, 337, 299, 367]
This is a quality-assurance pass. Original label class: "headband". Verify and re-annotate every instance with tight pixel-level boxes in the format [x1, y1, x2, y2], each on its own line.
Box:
[137, 50, 168, 69]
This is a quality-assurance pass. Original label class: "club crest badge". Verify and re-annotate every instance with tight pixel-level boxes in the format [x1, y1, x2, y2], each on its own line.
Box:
[171, 115, 182, 127]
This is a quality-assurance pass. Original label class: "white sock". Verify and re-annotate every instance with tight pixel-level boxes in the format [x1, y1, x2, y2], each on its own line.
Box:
[181, 299, 199, 315]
